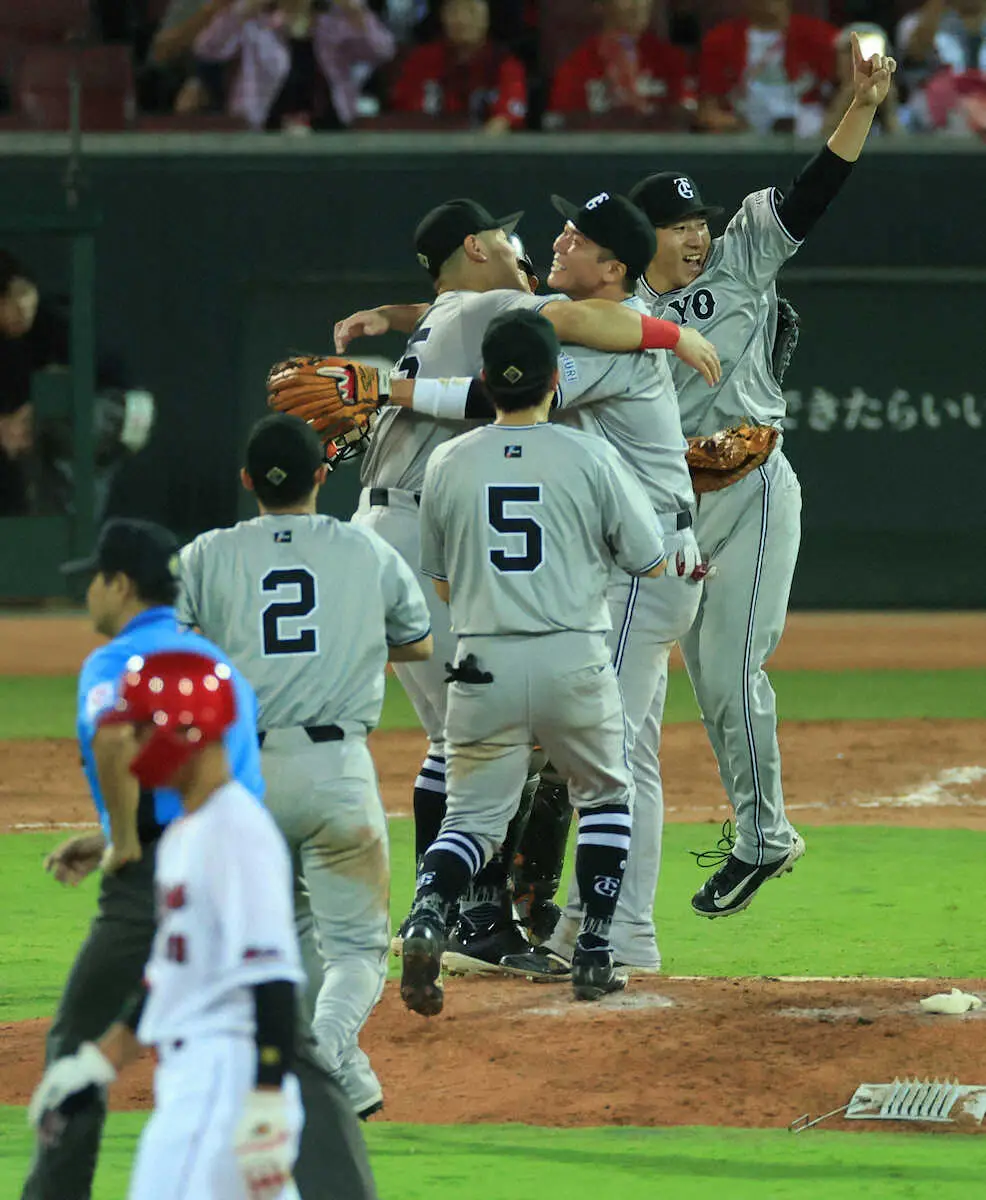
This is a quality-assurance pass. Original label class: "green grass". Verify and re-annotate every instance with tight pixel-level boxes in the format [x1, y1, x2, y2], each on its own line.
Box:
[3, 669, 986, 739]
[4, 823, 983, 1021]
[1, 1110, 984, 1199]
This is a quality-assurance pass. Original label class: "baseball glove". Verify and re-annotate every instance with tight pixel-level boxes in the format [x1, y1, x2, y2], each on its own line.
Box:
[265, 356, 384, 442]
[686, 424, 779, 494]
[771, 296, 800, 385]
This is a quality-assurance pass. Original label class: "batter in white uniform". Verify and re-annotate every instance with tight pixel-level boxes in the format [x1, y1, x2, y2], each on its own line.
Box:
[29, 649, 304, 1200]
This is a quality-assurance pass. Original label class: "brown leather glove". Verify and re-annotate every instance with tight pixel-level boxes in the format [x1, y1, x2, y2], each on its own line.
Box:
[686, 424, 779, 494]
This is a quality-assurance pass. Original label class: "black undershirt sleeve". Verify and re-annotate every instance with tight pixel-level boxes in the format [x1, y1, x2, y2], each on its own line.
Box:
[775, 145, 855, 243]
[118, 982, 148, 1033]
[463, 379, 495, 419]
[252, 979, 296, 1087]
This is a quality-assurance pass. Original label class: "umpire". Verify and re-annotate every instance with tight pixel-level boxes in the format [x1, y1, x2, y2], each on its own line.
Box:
[22, 518, 377, 1200]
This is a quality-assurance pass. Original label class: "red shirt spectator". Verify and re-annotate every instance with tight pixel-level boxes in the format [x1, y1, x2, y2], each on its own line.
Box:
[548, 0, 689, 120]
[698, 0, 837, 136]
[390, 0, 527, 132]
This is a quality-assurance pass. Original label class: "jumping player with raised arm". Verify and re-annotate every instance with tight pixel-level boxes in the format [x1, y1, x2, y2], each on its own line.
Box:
[401, 309, 668, 1015]
[630, 33, 897, 917]
[29, 650, 306, 1200]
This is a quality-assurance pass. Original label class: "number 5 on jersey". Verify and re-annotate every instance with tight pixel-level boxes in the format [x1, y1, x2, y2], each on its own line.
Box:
[487, 485, 543, 573]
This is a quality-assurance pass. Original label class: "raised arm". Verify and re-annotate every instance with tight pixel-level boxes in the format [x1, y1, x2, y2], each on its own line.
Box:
[334, 303, 430, 352]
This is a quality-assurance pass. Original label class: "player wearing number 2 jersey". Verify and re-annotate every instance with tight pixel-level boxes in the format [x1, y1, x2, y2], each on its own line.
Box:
[176, 414, 432, 1122]
[400, 309, 668, 1015]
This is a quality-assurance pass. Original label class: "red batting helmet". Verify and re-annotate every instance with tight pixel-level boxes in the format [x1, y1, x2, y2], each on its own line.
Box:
[100, 650, 237, 788]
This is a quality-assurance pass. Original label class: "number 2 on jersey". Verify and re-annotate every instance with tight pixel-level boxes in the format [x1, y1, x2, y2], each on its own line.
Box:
[487, 485, 543, 573]
[261, 568, 318, 656]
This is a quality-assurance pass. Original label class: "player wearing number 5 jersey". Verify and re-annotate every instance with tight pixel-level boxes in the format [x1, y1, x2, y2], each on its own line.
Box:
[177, 414, 433, 1123]
[631, 33, 896, 916]
[400, 310, 668, 1015]
[29, 650, 305, 1200]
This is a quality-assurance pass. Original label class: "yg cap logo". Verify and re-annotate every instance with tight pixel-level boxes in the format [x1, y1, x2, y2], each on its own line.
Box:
[593, 875, 620, 898]
[675, 177, 695, 199]
[585, 192, 611, 210]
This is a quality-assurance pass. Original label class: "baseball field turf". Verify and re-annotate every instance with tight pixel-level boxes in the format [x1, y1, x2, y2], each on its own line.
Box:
[2, 619, 985, 1198]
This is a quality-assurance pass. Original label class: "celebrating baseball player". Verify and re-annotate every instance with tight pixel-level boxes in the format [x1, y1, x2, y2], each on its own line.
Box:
[400, 308, 668, 1015]
[176, 413, 433, 1120]
[28, 650, 305, 1200]
[313, 198, 718, 971]
[629, 32, 897, 917]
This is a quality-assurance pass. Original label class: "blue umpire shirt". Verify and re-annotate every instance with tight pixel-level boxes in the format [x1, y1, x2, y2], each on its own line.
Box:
[77, 606, 264, 838]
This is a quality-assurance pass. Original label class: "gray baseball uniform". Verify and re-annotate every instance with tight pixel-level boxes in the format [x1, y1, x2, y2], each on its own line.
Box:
[545, 296, 702, 968]
[637, 187, 803, 866]
[419, 421, 666, 852]
[177, 513, 430, 1114]
[354, 287, 554, 805]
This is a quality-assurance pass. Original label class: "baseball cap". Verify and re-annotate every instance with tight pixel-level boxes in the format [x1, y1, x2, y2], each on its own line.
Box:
[414, 198, 523, 278]
[245, 413, 324, 495]
[628, 173, 724, 228]
[60, 518, 180, 592]
[550, 191, 656, 280]
[481, 310, 560, 401]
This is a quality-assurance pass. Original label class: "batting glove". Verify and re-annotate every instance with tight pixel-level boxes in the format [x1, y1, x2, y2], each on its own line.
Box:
[234, 1088, 296, 1200]
[664, 533, 715, 583]
[28, 1043, 117, 1134]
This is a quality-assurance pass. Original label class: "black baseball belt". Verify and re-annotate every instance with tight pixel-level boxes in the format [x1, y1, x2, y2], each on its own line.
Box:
[257, 724, 344, 749]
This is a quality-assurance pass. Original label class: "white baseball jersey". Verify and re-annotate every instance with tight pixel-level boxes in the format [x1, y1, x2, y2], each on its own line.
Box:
[360, 287, 556, 492]
[636, 188, 802, 436]
[419, 422, 666, 636]
[553, 296, 694, 515]
[177, 514, 431, 732]
[138, 780, 304, 1045]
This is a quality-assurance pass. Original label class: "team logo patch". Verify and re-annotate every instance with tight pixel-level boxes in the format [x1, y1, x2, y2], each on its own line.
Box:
[675, 177, 695, 199]
[559, 353, 579, 384]
[266, 466, 287, 486]
[503, 365, 524, 384]
[505, 445, 522, 458]
[244, 947, 282, 962]
[416, 252, 431, 269]
[274, 530, 292, 544]
[593, 875, 621, 898]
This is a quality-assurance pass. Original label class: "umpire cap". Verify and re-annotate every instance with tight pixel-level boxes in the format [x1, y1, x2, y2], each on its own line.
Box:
[481, 310, 559, 407]
[629, 173, 724, 227]
[60, 518, 180, 596]
[551, 191, 656, 281]
[414, 199, 523, 278]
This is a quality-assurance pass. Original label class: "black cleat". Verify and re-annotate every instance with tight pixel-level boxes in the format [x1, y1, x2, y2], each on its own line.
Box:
[691, 830, 806, 918]
[400, 915, 446, 1017]
[499, 944, 572, 982]
[570, 944, 628, 1002]
[442, 914, 533, 976]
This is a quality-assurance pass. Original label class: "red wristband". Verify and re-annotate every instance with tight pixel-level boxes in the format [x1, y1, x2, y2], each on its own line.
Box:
[639, 316, 682, 351]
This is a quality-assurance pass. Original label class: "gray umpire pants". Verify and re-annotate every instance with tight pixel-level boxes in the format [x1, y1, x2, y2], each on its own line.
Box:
[20, 843, 378, 1200]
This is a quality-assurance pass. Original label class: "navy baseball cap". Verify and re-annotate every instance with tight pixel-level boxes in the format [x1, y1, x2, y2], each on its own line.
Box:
[481, 310, 560, 401]
[414, 199, 523, 278]
[629, 172, 724, 227]
[60, 518, 180, 592]
[246, 412, 324, 494]
[551, 191, 656, 280]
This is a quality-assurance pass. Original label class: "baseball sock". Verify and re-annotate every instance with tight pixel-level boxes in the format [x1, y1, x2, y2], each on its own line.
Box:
[413, 753, 446, 860]
[574, 804, 632, 946]
[414, 830, 487, 921]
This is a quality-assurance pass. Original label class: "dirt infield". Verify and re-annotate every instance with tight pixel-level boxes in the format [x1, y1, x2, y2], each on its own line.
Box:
[2, 612, 985, 1131]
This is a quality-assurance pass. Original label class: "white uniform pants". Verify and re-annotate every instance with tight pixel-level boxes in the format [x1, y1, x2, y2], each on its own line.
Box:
[129, 1037, 302, 1200]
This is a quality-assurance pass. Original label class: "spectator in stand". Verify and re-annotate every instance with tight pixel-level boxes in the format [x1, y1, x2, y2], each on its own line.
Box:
[192, 0, 396, 130]
[823, 23, 902, 135]
[389, 0, 527, 133]
[896, 0, 986, 134]
[546, 0, 690, 128]
[697, 0, 838, 136]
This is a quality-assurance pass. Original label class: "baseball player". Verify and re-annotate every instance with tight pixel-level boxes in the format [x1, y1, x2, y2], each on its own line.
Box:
[333, 197, 718, 970]
[177, 413, 433, 1120]
[401, 308, 669, 1015]
[28, 649, 305, 1200]
[630, 33, 896, 916]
